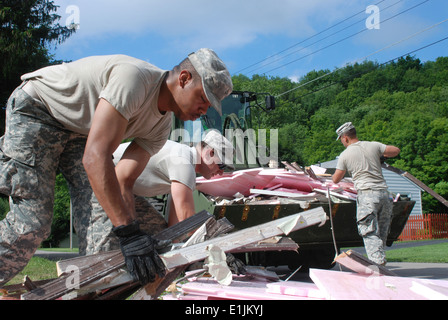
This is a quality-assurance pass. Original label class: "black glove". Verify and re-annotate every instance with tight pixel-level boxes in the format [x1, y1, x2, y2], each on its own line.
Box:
[226, 253, 247, 275]
[113, 220, 167, 285]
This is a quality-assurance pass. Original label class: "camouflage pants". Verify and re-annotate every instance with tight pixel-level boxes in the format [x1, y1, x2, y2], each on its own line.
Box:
[85, 194, 168, 255]
[356, 189, 393, 265]
[0, 85, 93, 286]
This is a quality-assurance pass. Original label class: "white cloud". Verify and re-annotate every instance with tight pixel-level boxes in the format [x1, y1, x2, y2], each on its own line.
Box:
[53, 0, 448, 79]
[55, 0, 362, 51]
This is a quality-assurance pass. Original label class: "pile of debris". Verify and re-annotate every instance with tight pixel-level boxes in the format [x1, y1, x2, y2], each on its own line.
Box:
[196, 162, 357, 205]
[165, 250, 448, 301]
[0, 207, 327, 300]
[2, 205, 447, 300]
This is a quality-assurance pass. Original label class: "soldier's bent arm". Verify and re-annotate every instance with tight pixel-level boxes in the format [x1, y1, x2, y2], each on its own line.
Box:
[332, 169, 346, 184]
[83, 98, 149, 227]
[168, 181, 196, 226]
[383, 145, 400, 158]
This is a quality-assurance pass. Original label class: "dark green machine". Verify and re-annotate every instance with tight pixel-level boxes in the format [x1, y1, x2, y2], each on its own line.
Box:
[170, 91, 415, 270]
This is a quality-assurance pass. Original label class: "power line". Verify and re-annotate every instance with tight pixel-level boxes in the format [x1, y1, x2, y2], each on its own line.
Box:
[263, 0, 430, 76]
[275, 23, 448, 100]
[233, 0, 388, 75]
[243, 0, 404, 76]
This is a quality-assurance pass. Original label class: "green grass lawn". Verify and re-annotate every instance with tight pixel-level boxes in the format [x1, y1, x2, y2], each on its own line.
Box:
[5, 257, 58, 286]
[386, 242, 448, 263]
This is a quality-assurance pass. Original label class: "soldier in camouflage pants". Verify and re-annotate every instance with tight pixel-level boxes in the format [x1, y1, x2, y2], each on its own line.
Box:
[0, 85, 93, 286]
[333, 122, 401, 266]
[356, 189, 393, 265]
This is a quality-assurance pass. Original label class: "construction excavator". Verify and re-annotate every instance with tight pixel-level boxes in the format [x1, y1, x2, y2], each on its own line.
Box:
[167, 91, 416, 270]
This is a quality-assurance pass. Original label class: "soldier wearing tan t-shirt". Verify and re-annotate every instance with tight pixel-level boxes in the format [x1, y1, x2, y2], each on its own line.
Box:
[0, 49, 232, 286]
[87, 130, 235, 255]
[332, 122, 400, 265]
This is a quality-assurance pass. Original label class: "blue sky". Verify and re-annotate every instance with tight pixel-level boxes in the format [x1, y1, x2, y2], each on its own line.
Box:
[51, 0, 448, 83]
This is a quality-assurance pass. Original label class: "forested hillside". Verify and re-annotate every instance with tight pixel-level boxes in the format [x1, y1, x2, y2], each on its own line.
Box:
[232, 56, 448, 213]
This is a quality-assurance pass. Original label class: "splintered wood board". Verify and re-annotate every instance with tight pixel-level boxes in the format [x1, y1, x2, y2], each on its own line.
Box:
[335, 250, 397, 276]
[160, 206, 327, 270]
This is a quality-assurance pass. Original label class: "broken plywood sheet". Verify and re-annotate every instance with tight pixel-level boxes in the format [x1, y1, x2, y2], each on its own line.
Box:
[335, 250, 397, 276]
[228, 236, 299, 254]
[161, 206, 327, 270]
[309, 268, 448, 300]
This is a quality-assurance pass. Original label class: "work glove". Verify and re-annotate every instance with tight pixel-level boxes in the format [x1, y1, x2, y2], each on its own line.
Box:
[113, 220, 167, 285]
[226, 253, 247, 275]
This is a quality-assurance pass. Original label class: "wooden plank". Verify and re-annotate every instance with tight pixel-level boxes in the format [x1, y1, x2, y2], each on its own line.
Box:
[160, 206, 327, 270]
[56, 210, 212, 276]
[334, 250, 397, 276]
[57, 250, 118, 277]
[153, 210, 213, 241]
[228, 236, 298, 254]
[22, 251, 125, 300]
[402, 171, 448, 208]
[382, 163, 448, 208]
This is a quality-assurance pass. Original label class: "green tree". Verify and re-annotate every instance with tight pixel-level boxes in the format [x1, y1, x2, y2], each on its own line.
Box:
[0, 0, 75, 246]
[0, 0, 75, 132]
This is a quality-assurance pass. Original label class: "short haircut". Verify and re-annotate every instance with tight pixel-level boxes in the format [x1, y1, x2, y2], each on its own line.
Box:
[174, 57, 201, 86]
[344, 128, 357, 139]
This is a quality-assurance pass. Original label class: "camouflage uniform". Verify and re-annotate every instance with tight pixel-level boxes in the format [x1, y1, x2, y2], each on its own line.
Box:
[0, 85, 93, 286]
[356, 189, 393, 265]
[86, 194, 167, 255]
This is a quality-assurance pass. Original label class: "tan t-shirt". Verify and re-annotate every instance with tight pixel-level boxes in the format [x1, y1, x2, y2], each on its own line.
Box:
[21, 55, 172, 157]
[336, 141, 387, 191]
[113, 141, 197, 197]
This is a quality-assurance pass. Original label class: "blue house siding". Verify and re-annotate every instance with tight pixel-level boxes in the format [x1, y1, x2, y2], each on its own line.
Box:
[382, 169, 423, 215]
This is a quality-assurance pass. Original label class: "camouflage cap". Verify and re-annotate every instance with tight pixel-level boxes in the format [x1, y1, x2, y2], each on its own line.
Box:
[336, 122, 355, 140]
[202, 129, 235, 170]
[188, 48, 233, 116]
